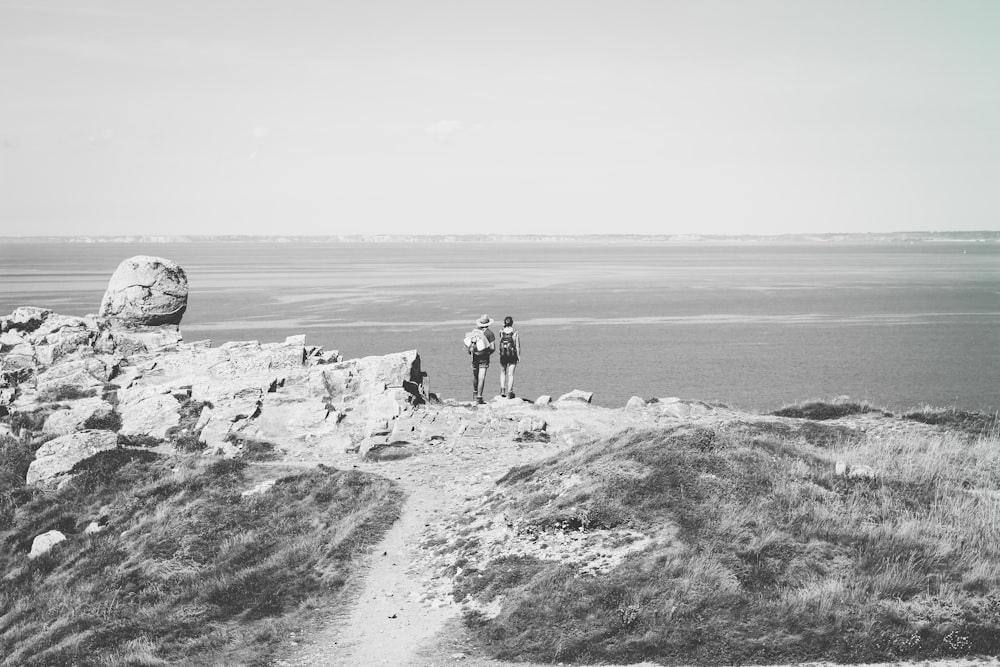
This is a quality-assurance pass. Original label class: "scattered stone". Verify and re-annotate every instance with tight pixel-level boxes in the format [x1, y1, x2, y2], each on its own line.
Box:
[83, 521, 104, 535]
[557, 389, 594, 404]
[99, 255, 189, 326]
[848, 464, 876, 480]
[29, 530, 66, 559]
[534, 395, 552, 406]
[242, 479, 277, 496]
[835, 460, 848, 476]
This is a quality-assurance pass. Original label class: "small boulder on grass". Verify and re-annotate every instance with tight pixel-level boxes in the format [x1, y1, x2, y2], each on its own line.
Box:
[29, 530, 66, 559]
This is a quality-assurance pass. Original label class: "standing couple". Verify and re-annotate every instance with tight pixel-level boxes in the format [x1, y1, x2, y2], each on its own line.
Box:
[464, 314, 521, 405]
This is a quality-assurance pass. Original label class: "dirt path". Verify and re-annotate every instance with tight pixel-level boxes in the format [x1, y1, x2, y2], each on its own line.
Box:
[276, 401, 583, 666]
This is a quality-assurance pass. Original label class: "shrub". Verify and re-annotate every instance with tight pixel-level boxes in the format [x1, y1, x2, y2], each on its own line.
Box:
[772, 399, 883, 420]
[226, 434, 281, 462]
[116, 433, 164, 448]
[37, 384, 98, 402]
[902, 407, 998, 436]
[82, 410, 122, 432]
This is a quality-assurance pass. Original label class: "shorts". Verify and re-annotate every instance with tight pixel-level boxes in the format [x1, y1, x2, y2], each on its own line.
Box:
[500, 355, 518, 366]
[472, 354, 490, 369]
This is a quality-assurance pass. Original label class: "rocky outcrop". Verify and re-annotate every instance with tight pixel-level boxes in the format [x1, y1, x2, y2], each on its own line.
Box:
[99, 255, 188, 326]
[117, 385, 183, 440]
[41, 398, 116, 436]
[25, 430, 119, 485]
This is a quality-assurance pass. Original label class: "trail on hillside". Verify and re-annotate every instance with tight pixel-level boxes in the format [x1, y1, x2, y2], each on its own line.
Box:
[276, 400, 585, 666]
[272, 401, 982, 667]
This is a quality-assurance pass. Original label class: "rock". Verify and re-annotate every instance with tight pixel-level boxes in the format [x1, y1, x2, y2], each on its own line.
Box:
[534, 395, 552, 406]
[242, 479, 277, 497]
[848, 464, 875, 480]
[8, 307, 52, 333]
[100, 326, 183, 356]
[0, 330, 25, 351]
[835, 460, 848, 476]
[26, 430, 118, 485]
[653, 397, 716, 420]
[29, 530, 66, 559]
[42, 398, 116, 436]
[285, 334, 306, 345]
[83, 521, 104, 535]
[557, 389, 594, 404]
[99, 255, 189, 326]
[626, 396, 646, 410]
[117, 388, 181, 439]
[35, 352, 115, 396]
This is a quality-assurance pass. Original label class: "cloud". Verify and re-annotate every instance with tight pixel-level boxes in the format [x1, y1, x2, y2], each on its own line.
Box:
[251, 126, 270, 139]
[424, 120, 481, 144]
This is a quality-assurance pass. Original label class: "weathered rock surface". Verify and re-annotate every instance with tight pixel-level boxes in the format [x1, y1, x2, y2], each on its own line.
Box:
[42, 398, 116, 436]
[99, 255, 189, 326]
[26, 430, 118, 485]
[117, 385, 182, 439]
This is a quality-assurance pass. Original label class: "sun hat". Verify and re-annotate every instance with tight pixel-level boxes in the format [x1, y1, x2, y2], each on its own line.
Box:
[476, 314, 494, 328]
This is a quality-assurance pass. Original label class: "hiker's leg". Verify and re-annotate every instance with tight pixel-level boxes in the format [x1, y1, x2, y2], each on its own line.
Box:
[472, 364, 479, 396]
[477, 365, 488, 399]
[506, 363, 516, 395]
[499, 364, 508, 394]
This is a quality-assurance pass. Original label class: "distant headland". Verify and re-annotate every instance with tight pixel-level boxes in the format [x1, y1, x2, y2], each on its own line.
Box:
[2, 231, 999, 244]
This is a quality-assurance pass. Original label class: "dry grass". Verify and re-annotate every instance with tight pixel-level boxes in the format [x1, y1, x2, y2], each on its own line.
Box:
[455, 421, 1000, 665]
[0, 450, 403, 666]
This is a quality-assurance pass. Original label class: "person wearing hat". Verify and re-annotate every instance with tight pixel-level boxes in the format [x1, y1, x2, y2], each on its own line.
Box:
[467, 314, 496, 404]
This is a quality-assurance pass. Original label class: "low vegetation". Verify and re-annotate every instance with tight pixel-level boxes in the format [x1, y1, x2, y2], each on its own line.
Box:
[454, 421, 1000, 665]
[771, 398, 885, 420]
[902, 406, 999, 436]
[0, 438, 403, 666]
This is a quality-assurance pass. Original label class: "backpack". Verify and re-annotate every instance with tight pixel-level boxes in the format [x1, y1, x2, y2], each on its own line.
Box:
[499, 329, 517, 359]
[464, 329, 488, 354]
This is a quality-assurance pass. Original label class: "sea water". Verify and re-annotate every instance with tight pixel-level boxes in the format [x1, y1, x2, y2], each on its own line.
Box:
[1, 241, 997, 413]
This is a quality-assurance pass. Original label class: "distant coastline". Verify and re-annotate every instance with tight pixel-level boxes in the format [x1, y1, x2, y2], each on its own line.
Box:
[2, 231, 999, 244]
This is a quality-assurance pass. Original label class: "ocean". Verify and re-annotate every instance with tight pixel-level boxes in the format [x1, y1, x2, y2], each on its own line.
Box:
[1, 241, 997, 413]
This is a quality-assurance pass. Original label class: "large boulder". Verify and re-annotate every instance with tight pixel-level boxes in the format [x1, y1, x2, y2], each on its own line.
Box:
[26, 430, 118, 485]
[99, 256, 188, 326]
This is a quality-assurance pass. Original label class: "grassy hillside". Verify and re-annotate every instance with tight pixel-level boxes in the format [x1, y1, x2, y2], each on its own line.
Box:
[451, 418, 1000, 665]
[0, 432, 402, 666]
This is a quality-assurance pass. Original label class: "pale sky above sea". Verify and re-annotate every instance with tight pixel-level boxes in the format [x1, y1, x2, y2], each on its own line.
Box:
[1, 1, 999, 237]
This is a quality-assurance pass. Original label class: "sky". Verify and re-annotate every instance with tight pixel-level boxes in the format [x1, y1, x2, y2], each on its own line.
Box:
[1, 0, 999, 237]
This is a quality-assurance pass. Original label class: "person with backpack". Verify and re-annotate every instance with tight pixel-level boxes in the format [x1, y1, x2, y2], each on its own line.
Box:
[464, 314, 496, 404]
[498, 315, 521, 399]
